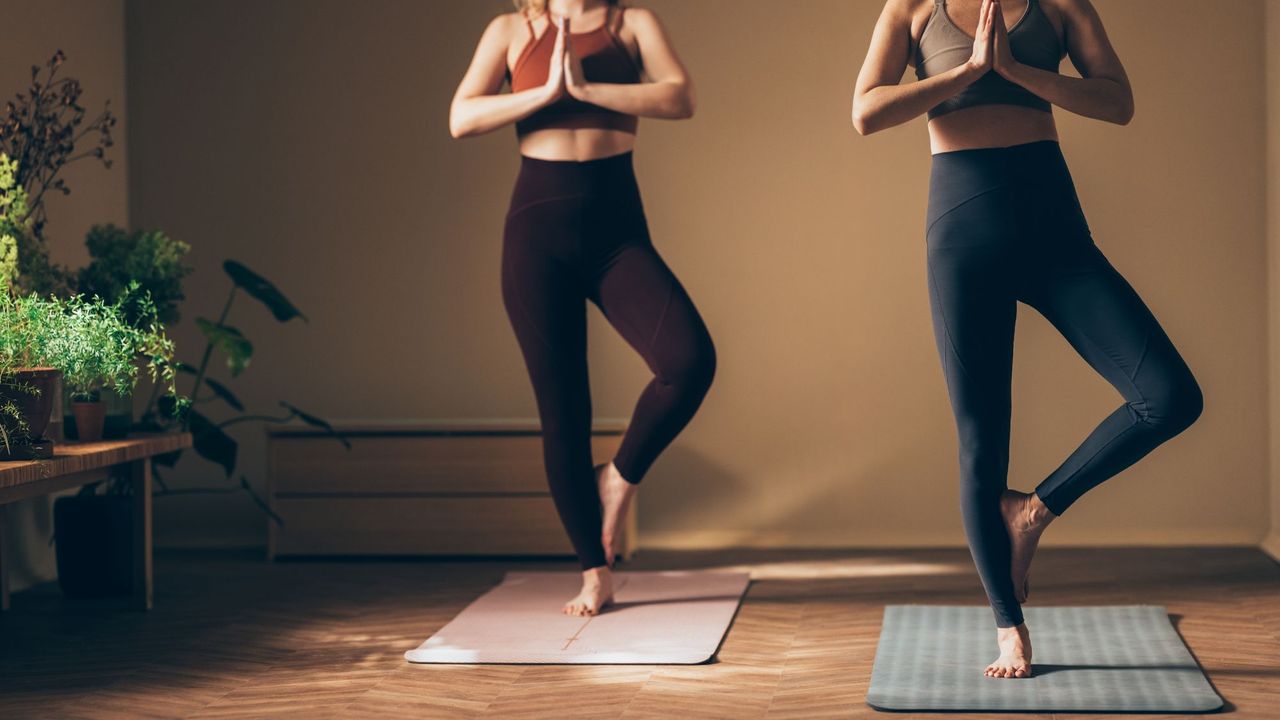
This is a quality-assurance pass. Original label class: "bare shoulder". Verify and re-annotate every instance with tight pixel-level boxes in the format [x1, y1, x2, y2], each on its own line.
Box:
[618, 5, 662, 33]
[479, 12, 525, 44]
[1040, 0, 1101, 25]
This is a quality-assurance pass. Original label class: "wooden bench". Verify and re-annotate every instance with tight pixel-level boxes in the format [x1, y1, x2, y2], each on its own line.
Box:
[267, 422, 637, 560]
[0, 433, 192, 610]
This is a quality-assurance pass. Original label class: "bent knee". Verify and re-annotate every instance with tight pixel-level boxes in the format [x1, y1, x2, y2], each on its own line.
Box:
[657, 335, 716, 395]
[1142, 375, 1203, 435]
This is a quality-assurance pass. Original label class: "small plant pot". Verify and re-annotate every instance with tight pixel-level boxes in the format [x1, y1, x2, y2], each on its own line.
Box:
[54, 494, 133, 598]
[64, 387, 132, 440]
[71, 400, 107, 442]
[0, 367, 62, 441]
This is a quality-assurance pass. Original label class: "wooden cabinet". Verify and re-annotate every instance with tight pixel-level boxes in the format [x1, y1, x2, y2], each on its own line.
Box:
[266, 423, 636, 559]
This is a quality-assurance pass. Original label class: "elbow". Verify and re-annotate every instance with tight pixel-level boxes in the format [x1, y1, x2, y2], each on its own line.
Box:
[851, 102, 876, 136]
[670, 85, 696, 120]
[449, 118, 474, 140]
[448, 105, 476, 139]
[1106, 91, 1135, 126]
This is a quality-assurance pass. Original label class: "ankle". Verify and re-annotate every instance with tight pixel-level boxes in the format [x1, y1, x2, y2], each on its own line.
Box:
[1027, 493, 1055, 529]
[583, 565, 611, 582]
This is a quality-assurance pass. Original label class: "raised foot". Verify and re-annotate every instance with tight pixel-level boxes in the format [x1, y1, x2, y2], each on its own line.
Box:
[985, 623, 1033, 679]
[1000, 489, 1054, 603]
[596, 462, 637, 568]
[563, 566, 614, 616]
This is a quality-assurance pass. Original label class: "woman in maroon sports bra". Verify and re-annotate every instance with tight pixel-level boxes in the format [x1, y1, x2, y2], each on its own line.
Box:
[449, 0, 715, 616]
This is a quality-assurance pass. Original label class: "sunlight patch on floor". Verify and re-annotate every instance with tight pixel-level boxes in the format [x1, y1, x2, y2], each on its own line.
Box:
[702, 557, 968, 580]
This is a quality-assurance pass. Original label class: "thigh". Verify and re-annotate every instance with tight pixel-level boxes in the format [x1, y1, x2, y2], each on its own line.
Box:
[927, 244, 1018, 424]
[501, 199, 588, 376]
[592, 243, 712, 370]
[1021, 243, 1194, 406]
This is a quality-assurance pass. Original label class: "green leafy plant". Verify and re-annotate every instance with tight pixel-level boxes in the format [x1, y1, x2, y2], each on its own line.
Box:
[138, 261, 349, 521]
[0, 292, 62, 451]
[0, 51, 116, 295]
[0, 288, 183, 452]
[0, 152, 28, 294]
[76, 224, 192, 326]
[54, 287, 179, 403]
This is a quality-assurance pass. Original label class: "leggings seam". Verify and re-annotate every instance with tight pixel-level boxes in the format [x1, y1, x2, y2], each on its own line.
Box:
[504, 254, 559, 352]
[1055, 309, 1147, 409]
[925, 185, 1006, 238]
[1035, 309, 1151, 512]
[645, 277, 676, 353]
[926, 262, 978, 387]
[506, 193, 593, 220]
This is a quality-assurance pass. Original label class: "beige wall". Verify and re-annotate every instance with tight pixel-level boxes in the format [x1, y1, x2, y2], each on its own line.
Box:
[124, 0, 1271, 550]
[1266, 2, 1280, 562]
[0, 0, 129, 588]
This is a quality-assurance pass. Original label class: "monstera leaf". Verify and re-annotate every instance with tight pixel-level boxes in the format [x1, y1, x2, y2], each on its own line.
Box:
[187, 407, 237, 476]
[224, 260, 307, 323]
[196, 318, 252, 377]
[204, 378, 244, 411]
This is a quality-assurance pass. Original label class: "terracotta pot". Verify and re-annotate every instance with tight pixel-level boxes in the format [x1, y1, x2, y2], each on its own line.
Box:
[1, 367, 62, 441]
[71, 400, 107, 442]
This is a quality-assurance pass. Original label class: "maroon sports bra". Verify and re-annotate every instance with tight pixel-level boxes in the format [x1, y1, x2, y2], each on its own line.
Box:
[508, 7, 641, 136]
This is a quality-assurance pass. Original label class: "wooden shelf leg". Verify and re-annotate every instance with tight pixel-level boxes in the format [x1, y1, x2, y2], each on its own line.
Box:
[130, 460, 153, 610]
[0, 504, 10, 611]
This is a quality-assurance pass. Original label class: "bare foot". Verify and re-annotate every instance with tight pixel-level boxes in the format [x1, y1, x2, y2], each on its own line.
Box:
[985, 623, 1033, 678]
[1001, 490, 1055, 603]
[596, 462, 637, 568]
[562, 566, 614, 616]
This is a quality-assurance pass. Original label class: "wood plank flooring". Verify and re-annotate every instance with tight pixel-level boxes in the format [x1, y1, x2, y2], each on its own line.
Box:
[2, 547, 1278, 719]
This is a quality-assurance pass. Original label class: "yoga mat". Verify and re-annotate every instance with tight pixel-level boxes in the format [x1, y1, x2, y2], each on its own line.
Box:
[867, 605, 1223, 713]
[404, 570, 750, 664]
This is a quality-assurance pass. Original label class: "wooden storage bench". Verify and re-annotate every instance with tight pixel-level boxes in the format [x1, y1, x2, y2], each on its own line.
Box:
[266, 423, 636, 560]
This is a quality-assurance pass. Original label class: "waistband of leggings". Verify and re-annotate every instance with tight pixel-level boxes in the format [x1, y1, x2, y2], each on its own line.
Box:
[511, 151, 639, 209]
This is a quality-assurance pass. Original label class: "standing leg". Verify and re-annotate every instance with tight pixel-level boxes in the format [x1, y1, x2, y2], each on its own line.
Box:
[1025, 243, 1202, 514]
[926, 246, 1022, 629]
[130, 459, 153, 610]
[502, 204, 605, 575]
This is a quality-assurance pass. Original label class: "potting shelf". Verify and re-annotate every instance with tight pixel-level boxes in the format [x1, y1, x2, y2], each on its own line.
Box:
[0, 433, 192, 611]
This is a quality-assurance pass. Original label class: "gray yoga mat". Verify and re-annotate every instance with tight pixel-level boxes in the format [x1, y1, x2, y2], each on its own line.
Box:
[867, 605, 1223, 713]
[405, 571, 750, 664]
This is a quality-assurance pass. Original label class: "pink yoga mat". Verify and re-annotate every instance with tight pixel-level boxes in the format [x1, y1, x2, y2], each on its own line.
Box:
[404, 571, 750, 664]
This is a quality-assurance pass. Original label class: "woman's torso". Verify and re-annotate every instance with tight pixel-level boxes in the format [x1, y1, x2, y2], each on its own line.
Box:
[507, 8, 643, 161]
[908, 0, 1066, 154]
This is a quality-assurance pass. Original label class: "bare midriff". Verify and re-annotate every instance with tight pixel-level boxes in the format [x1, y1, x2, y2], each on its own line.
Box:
[927, 104, 1059, 154]
[518, 127, 637, 162]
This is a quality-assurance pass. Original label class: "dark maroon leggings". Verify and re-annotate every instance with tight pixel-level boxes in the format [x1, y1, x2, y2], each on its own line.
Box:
[502, 152, 716, 570]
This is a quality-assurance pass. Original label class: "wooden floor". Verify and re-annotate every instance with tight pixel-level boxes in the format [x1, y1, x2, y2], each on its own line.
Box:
[2, 547, 1278, 719]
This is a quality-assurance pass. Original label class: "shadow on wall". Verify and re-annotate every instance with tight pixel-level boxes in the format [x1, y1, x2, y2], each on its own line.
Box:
[641, 441, 961, 548]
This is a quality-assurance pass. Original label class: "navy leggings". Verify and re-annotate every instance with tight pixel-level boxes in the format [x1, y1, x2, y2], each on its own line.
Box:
[502, 152, 716, 571]
[926, 141, 1202, 628]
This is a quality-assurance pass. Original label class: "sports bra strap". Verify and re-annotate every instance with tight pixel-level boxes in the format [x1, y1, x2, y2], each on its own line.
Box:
[608, 6, 625, 38]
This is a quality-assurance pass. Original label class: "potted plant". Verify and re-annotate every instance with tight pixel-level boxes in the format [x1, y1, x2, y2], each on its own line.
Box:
[0, 155, 64, 457]
[0, 293, 67, 457]
[63, 224, 192, 440]
[55, 289, 178, 442]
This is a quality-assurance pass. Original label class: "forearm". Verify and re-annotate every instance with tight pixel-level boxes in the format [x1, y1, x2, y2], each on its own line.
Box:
[1002, 63, 1132, 124]
[450, 86, 555, 138]
[574, 80, 694, 120]
[853, 63, 984, 134]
